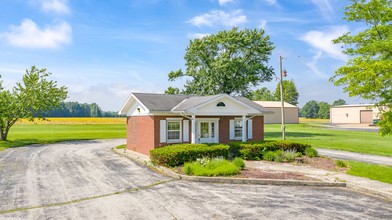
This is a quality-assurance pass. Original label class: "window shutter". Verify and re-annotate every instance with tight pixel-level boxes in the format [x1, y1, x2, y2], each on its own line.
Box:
[229, 119, 235, 140]
[160, 120, 166, 143]
[183, 120, 189, 142]
[247, 119, 253, 139]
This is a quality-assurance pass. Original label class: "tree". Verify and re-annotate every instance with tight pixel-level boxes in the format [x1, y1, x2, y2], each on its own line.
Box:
[332, 99, 347, 106]
[0, 66, 68, 141]
[331, 0, 392, 135]
[164, 86, 180, 95]
[274, 79, 299, 106]
[318, 102, 330, 119]
[251, 87, 275, 101]
[300, 100, 320, 118]
[168, 27, 275, 96]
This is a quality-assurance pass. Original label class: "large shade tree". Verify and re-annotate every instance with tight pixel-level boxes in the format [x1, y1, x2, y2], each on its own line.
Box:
[0, 66, 68, 141]
[274, 79, 299, 106]
[331, 0, 392, 135]
[167, 27, 275, 97]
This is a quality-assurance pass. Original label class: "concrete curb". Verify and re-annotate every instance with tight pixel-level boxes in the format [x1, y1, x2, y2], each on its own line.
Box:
[113, 148, 346, 187]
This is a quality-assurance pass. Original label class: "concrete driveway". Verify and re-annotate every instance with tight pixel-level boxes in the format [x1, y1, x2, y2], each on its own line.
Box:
[1, 139, 391, 219]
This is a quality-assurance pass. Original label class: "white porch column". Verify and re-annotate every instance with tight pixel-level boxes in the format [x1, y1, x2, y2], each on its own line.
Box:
[242, 115, 246, 142]
[191, 114, 196, 144]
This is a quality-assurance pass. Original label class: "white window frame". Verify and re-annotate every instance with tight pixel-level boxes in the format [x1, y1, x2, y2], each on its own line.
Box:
[166, 120, 182, 143]
[234, 119, 242, 140]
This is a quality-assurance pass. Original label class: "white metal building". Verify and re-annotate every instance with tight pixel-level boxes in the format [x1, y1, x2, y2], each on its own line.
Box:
[254, 101, 299, 124]
[330, 104, 382, 124]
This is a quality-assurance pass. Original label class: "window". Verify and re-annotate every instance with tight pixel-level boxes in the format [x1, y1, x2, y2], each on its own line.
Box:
[234, 120, 242, 139]
[211, 122, 215, 138]
[216, 102, 226, 107]
[167, 121, 181, 141]
[200, 122, 209, 138]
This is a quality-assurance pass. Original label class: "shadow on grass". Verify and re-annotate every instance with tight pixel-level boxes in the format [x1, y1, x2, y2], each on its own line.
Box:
[265, 131, 334, 139]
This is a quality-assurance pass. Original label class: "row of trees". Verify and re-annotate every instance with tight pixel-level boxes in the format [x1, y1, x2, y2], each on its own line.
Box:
[250, 80, 299, 105]
[300, 99, 347, 119]
[41, 102, 119, 117]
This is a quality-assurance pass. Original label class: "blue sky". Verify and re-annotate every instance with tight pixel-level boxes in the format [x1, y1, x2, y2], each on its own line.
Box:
[0, 0, 366, 111]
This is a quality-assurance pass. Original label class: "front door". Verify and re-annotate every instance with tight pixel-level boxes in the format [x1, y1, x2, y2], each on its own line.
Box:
[198, 121, 218, 143]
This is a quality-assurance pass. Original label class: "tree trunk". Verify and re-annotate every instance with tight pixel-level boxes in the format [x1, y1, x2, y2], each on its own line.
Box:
[0, 126, 6, 141]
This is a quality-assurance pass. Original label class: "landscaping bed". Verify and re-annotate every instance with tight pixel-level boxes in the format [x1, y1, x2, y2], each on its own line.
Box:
[235, 168, 317, 181]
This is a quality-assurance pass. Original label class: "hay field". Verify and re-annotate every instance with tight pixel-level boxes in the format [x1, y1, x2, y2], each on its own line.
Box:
[17, 117, 126, 125]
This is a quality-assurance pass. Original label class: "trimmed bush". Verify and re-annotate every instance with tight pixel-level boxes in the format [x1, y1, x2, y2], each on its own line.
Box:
[183, 157, 242, 176]
[232, 141, 312, 160]
[305, 147, 318, 158]
[150, 144, 229, 167]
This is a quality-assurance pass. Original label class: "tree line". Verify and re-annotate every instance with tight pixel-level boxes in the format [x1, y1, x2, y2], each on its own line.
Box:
[40, 102, 119, 117]
[300, 99, 347, 119]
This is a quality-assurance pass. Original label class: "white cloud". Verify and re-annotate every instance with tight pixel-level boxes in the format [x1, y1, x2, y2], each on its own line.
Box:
[37, 0, 70, 15]
[301, 26, 348, 61]
[264, 0, 277, 5]
[1, 19, 72, 49]
[218, 0, 233, 6]
[259, 20, 267, 29]
[187, 33, 210, 39]
[187, 10, 247, 27]
[305, 51, 329, 78]
[311, 0, 333, 21]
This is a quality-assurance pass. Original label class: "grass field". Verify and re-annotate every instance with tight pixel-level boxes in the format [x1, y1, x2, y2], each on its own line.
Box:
[264, 124, 392, 157]
[0, 118, 126, 151]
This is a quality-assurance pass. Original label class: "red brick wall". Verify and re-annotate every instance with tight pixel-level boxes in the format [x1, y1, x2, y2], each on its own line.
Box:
[127, 115, 265, 155]
[126, 116, 155, 155]
[250, 116, 264, 141]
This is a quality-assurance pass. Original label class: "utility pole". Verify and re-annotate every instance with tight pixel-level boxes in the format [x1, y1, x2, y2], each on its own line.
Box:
[279, 56, 286, 140]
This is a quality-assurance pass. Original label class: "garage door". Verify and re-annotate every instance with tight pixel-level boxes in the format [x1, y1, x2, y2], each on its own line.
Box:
[360, 110, 373, 124]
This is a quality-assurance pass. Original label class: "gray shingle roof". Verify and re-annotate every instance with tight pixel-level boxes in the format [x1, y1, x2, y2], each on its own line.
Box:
[171, 94, 222, 111]
[131, 92, 273, 114]
[132, 93, 191, 111]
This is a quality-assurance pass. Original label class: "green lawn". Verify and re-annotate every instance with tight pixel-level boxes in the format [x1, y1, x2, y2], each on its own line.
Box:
[0, 124, 126, 151]
[264, 124, 392, 157]
[347, 161, 392, 184]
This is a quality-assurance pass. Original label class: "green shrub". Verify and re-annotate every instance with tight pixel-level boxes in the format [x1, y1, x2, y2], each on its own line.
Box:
[281, 150, 297, 162]
[233, 141, 311, 160]
[274, 150, 284, 162]
[150, 143, 229, 167]
[263, 151, 275, 161]
[305, 147, 318, 158]
[232, 157, 245, 169]
[183, 157, 241, 176]
[336, 160, 347, 167]
[296, 152, 303, 157]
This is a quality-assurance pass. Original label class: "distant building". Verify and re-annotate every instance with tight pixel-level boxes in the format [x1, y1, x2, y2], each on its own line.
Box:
[330, 104, 382, 124]
[253, 101, 299, 124]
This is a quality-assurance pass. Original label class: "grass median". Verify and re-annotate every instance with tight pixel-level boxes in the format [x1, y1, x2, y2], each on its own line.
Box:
[265, 124, 392, 157]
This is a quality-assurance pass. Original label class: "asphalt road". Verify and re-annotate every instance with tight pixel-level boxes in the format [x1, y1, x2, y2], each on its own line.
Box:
[317, 148, 392, 167]
[1, 139, 391, 219]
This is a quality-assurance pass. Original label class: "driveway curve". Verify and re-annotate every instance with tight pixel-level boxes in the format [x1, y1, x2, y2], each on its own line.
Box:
[1, 139, 391, 219]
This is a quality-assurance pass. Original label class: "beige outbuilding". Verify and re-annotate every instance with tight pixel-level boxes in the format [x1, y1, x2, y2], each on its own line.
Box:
[330, 104, 382, 124]
[254, 101, 299, 124]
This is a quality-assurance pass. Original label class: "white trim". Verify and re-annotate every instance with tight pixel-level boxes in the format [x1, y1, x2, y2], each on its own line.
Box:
[247, 119, 253, 139]
[160, 120, 166, 143]
[229, 119, 235, 140]
[191, 114, 196, 144]
[166, 120, 182, 143]
[166, 118, 183, 121]
[183, 120, 189, 142]
[242, 115, 247, 142]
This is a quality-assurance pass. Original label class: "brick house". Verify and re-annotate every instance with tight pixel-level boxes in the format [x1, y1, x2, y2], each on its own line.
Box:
[119, 93, 273, 155]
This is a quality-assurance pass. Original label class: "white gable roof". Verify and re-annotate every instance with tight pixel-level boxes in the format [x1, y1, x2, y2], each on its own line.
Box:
[254, 101, 298, 108]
